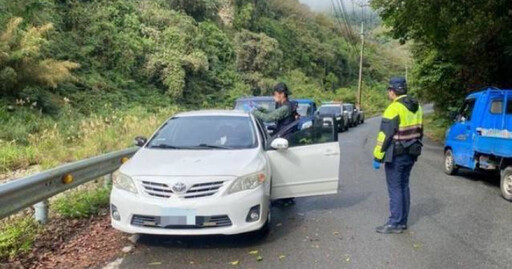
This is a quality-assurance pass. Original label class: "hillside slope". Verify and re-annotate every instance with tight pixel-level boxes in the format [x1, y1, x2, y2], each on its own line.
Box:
[0, 0, 404, 172]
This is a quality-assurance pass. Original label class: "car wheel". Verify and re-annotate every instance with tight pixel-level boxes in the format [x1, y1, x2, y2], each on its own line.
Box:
[444, 149, 458, 175]
[501, 167, 512, 201]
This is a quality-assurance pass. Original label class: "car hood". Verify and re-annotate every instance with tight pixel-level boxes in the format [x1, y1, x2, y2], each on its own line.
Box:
[120, 147, 265, 177]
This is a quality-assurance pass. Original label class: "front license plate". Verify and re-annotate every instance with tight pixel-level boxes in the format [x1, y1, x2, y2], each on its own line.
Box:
[161, 208, 196, 225]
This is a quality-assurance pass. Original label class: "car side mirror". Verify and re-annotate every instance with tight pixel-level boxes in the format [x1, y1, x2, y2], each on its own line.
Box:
[271, 138, 289, 150]
[134, 136, 147, 147]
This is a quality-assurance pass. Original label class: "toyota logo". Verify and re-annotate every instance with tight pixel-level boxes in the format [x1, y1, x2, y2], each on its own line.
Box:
[172, 182, 187, 193]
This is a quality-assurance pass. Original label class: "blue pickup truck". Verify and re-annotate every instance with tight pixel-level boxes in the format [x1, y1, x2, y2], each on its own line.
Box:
[444, 88, 512, 201]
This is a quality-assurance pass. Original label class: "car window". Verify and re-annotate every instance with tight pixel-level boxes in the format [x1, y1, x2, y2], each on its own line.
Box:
[507, 99, 512, 114]
[235, 100, 276, 112]
[297, 103, 312, 117]
[147, 116, 257, 150]
[490, 99, 503, 114]
[318, 106, 340, 115]
[286, 119, 337, 148]
[458, 99, 476, 121]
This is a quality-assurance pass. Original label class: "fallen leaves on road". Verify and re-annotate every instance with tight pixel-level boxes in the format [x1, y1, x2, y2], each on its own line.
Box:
[148, 261, 162, 266]
[248, 250, 259, 255]
[279, 254, 286, 260]
[256, 256, 263, 262]
[230, 260, 240, 266]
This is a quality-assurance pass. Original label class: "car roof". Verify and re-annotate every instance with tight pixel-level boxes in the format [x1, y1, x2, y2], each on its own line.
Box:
[236, 96, 274, 102]
[293, 98, 315, 104]
[174, 110, 250, 117]
[320, 103, 341, 107]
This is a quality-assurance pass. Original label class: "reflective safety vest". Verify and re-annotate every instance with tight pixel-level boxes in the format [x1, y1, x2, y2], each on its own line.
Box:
[373, 95, 423, 163]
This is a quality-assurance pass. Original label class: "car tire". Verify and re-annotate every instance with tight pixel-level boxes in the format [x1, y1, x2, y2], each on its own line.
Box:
[501, 167, 512, 202]
[444, 149, 458, 175]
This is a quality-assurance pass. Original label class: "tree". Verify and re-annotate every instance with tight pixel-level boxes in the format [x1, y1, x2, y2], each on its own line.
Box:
[373, 0, 512, 112]
[0, 17, 79, 96]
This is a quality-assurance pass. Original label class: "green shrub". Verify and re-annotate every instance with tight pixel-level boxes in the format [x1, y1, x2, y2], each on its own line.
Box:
[53, 187, 110, 219]
[0, 217, 39, 260]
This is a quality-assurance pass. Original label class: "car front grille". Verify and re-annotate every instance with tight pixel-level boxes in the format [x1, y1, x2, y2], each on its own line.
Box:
[131, 214, 233, 229]
[141, 181, 173, 198]
[183, 181, 224, 199]
[140, 180, 225, 199]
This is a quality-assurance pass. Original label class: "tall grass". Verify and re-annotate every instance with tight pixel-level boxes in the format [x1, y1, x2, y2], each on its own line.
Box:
[0, 105, 181, 173]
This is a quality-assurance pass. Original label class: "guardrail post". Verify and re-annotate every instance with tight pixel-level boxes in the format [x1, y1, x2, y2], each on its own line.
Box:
[34, 200, 49, 224]
[104, 173, 112, 189]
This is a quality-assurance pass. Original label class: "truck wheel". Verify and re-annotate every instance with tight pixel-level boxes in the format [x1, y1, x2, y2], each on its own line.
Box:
[501, 167, 512, 201]
[444, 149, 458, 175]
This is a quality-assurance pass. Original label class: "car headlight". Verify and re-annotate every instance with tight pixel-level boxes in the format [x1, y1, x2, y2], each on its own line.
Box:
[228, 171, 266, 194]
[112, 171, 138, 194]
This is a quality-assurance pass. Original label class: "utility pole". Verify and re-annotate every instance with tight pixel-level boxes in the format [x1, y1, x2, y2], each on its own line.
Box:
[356, 1, 369, 108]
[357, 21, 364, 108]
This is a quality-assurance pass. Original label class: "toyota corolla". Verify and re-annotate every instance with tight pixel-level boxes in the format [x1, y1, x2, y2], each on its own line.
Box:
[110, 110, 340, 235]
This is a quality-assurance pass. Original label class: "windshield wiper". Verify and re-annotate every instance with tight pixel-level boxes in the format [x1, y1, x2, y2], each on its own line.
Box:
[192, 144, 233, 149]
[149, 144, 182, 149]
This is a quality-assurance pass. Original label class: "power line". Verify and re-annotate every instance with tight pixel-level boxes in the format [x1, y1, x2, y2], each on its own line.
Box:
[336, 0, 356, 42]
[330, 0, 357, 50]
[338, 0, 352, 30]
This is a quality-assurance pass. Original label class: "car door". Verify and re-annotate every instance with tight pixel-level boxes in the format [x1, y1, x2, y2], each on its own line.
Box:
[267, 119, 340, 199]
[450, 98, 476, 167]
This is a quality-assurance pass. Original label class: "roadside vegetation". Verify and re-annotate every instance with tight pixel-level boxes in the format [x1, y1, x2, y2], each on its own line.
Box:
[373, 0, 512, 117]
[0, 0, 408, 263]
[0, 0, 406, 174]
[423, 114, 450, 142]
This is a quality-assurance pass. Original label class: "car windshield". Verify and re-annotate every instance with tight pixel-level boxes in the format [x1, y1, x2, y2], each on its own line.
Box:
[297, 103, 312, 117]
[318, 106, 340, 115]
[147, 116, 257, 150]
[235, 100, 276, 112]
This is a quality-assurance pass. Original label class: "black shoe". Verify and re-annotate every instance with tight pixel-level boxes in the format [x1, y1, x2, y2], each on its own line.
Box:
[376, 224, 403, 234]
[399, 224, 408, 230]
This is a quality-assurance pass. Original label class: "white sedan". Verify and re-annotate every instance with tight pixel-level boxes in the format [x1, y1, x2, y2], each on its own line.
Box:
[110, 110, 340, 235]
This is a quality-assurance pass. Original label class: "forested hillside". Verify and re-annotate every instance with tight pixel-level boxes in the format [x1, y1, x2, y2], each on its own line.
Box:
[373, 0, 512, 115]
[0, 0, 404, 172]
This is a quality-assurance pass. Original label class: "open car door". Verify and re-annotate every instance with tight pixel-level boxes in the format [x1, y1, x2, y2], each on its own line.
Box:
[268, 118, 340, 199]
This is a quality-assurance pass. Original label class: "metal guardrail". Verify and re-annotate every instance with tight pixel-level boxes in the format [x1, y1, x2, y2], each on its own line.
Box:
[0, 147, 138, 222]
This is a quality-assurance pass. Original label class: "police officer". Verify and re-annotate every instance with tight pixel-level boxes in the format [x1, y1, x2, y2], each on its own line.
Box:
[252, 82, 297, 137]
[373, 77, 423, 234]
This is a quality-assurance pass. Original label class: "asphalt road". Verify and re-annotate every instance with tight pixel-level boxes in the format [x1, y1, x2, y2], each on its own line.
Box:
[119, 115, 512, 269]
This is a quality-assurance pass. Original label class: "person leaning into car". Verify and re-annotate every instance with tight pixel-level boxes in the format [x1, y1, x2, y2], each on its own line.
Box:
[252, 82, 297, 137]
[252, 82, 297, 206]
